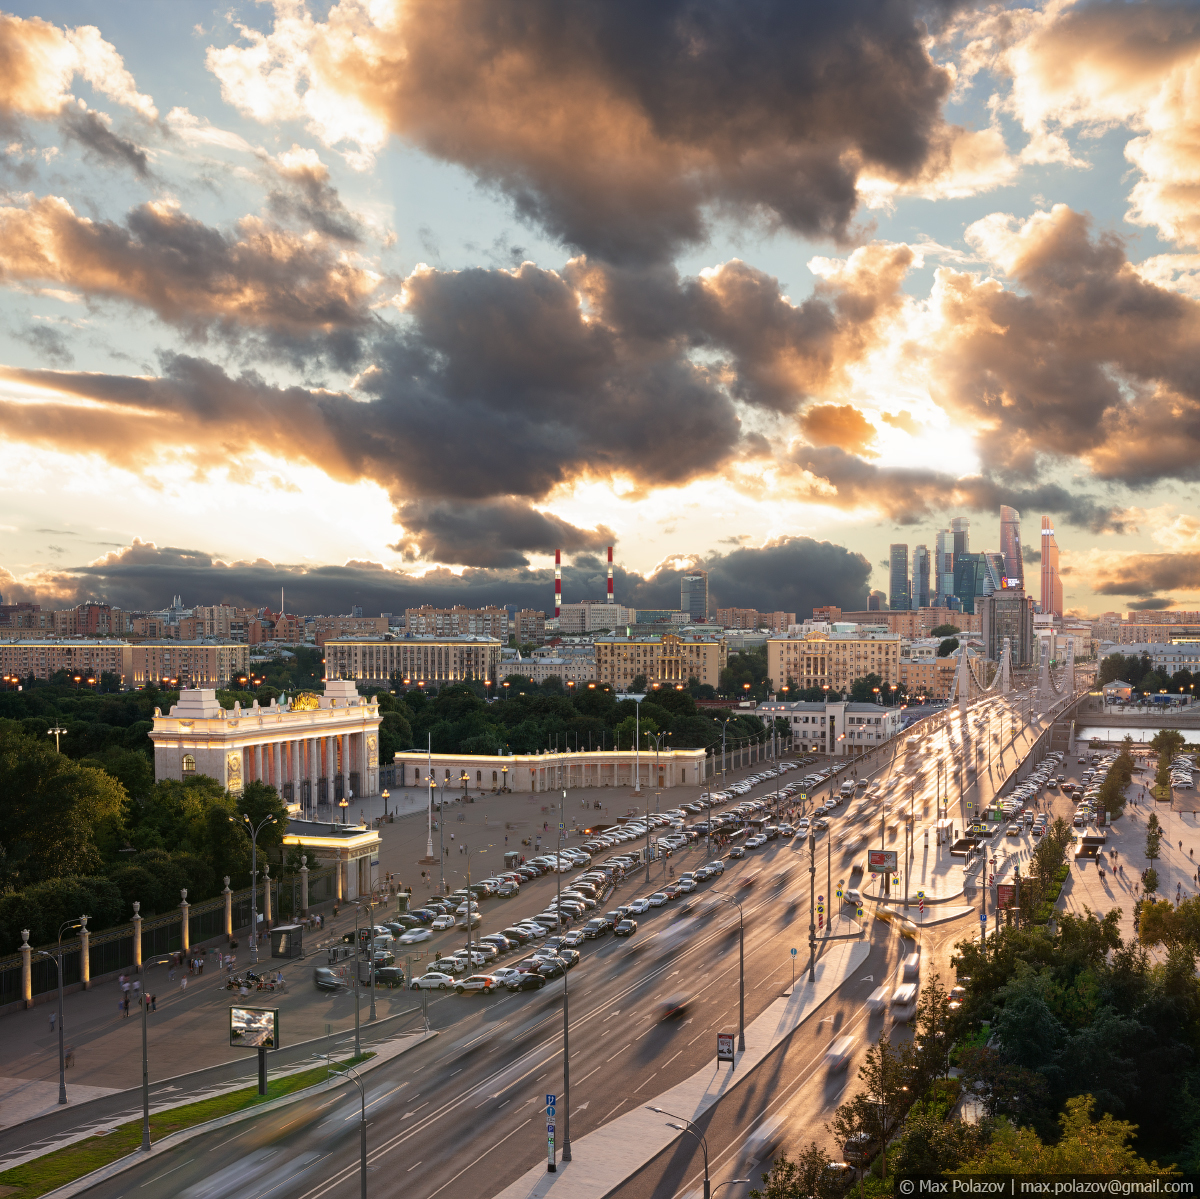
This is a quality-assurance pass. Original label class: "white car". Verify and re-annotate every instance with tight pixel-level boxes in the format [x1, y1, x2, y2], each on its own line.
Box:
[410, 972, 455, 990]
[454, 949, 489, 967]
[455, 901, 480, 915]
[431, 914, 455, 931]
[705, 860, 725, 874]
[459, 912, 482, 927]
[648, 893, 668, 907]
[677, 877, 696, 893]
[430, 956, 465, 974]
[398, 928, 432, 945]
[516, 922, 547, 939]
[491, 967, 522, 987]
[629, 898, 651, 913]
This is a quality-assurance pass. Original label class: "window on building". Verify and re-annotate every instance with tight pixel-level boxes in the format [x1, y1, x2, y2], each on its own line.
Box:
[182, 754, 196, 774]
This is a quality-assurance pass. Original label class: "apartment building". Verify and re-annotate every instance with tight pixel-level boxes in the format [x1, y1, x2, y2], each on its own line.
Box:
[132, 641, 249, 687]
[810, 606, 981, 636]
[767, 630, 901, 692]
[403, 606, 509, 639]
[757, 698, 903, 757]
[715, 608, 796, 632]
[503, 656, 597, 686]
[594, 631, 726, 688]
[556, 602, 636, 634]
[0, 639, 134, 682]
[312, 616, 389, 645]
[325, 636, 502, 686]
[514, 609, 546, 643]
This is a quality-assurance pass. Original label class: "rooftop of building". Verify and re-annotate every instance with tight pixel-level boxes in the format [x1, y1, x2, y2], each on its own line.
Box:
[324, 634, 502, 644]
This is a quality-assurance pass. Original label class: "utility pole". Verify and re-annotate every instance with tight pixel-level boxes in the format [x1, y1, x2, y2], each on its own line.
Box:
[560, 790, 572, 1163]
[807, 832, 817, 981]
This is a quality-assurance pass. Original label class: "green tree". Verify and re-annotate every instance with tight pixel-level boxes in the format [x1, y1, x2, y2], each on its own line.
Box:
[849, 673, 884, 703]
[1146, 813, 1162, 865]
[956, 1094, 1176, 1175]
[1143, 866, 1159, 895]
[0, 729, 127, 887]
[750, 1144, 846, 1199]
[937, 637, 960, 657]
[930, 624, 962, 637]
[891, 1097, 988, 1175]
[629, 673, 647, 693]
[827, 1034, 914, 1178]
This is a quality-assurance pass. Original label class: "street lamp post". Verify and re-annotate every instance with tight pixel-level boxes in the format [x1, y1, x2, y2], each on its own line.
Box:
[634, 697, 642, 793]
[38, 917, 84, 1105]
[139, 953, 173, 1149]
[646, 1107, 749, 1199]
[713, 893, 745, 1050]
[229, 812, 278, 965]
[47, 723, 67, 752]
[381, 788, 389, 817]
[649, 731, 670, 813]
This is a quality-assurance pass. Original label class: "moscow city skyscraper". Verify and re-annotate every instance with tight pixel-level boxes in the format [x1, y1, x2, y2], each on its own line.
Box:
[999, 505, 1024, 588]
[1041, 517, 1063, 616]
[889, 544, 910, 611]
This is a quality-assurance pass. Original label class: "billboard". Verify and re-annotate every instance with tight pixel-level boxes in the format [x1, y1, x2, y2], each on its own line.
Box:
[717, 1032, 736, 1063]
[230, 1006, 279, 1049]
[867, 850, 898, 874]
[996, 883, 1017, 909]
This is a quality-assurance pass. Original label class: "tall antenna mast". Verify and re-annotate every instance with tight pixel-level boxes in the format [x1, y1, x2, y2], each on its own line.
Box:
[607, 546, 614, 604]
[554, 549, 561, 619]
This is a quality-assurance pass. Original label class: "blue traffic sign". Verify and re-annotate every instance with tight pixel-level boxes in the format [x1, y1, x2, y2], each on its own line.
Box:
[546, 1093, 557, 1106]
[979, 912, 987, 924]
[790, 947, 797, 957]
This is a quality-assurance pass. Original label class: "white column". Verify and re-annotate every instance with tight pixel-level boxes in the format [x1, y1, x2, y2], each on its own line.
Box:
[253, 743, 262, 784]
[309, 737, 318, 811]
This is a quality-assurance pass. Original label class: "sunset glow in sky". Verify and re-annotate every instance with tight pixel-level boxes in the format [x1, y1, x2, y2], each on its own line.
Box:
[4, 0, 1200, 618]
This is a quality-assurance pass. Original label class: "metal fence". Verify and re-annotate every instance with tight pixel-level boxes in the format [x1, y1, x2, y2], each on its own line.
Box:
[0, 867, 337, 1004]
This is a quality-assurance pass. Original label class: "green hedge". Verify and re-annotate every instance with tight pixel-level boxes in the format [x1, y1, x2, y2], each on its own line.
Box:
[1034, 862, 1072, 925]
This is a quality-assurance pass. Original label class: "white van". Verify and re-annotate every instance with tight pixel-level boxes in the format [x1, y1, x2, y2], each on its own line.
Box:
[901, 952, 920, 982]
[891, 983, 918, 1022]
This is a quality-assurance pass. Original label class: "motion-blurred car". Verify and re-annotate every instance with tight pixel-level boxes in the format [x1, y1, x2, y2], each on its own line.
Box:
[398, 928, 432, 945]
[312, 967, 346, 992]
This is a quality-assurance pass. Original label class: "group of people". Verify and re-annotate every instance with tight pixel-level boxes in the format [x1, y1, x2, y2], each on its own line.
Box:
[116, 975, 157, 1017]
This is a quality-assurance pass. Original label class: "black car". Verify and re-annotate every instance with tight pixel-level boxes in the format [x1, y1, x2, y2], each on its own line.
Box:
[373, 966, 406, 988]
[557, 948, 581, 969]
[501, 926, 532, 945]
[583, 917, 611, 938]
[536, 957, 567, 980]
[313, 967, 346, 991]
[614, 919, 638, 937]
[508, 972, 548, 992]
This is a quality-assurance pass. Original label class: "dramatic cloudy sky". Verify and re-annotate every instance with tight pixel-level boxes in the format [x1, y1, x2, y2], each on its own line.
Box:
[4, 0, 1200, 618]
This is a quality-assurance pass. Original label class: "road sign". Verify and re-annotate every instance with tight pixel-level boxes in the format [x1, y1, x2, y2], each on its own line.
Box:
[546, 1093, 557, 1107]
[717, 1032, 736, 1063]
[856, 906, 864, 919]
[980, 911, 987, 924]
[791, 947, 797, 957]
[836, 884, 843, 899]
[559, 823, 565, 831]
[867, 850, 898, 873]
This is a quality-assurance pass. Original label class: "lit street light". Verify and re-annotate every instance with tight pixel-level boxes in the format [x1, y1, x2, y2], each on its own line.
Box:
[229, 812, 278, 964]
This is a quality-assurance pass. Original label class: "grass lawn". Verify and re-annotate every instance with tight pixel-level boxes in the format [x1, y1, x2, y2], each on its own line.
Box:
[0, 1051, 373, 1198]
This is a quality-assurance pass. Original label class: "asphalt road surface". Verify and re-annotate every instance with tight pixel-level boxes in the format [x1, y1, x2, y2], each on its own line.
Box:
[75, 693, 1065, 1199]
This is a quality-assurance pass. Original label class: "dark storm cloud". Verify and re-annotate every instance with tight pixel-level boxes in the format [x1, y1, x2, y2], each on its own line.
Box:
[0, 194, 380, 346]
[252, 0, 967, 262]
[1093, 552, 1200, 597]
[25, 537, 870, 620]
[940, 205, 1200, 487]
[60, 108, 149, 177]
[0, 244, 905, 568]
[787, 445, 1137, 533]
[1127, 597, 1175, 610]
[391, 500, 614, 570]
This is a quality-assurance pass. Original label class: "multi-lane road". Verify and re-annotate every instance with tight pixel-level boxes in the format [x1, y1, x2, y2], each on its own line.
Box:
[75, 692, 1068, 1199]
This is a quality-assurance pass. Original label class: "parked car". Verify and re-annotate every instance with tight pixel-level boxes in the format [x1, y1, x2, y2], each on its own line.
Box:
[410, 972, 455, 990]
[373, 966, 406, 988]
[507, 972, 548, 992]
[455, 974, 499, 995]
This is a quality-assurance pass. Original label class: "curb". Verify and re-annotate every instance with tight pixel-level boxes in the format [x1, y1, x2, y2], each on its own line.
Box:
[38, 1029, 438, 1199]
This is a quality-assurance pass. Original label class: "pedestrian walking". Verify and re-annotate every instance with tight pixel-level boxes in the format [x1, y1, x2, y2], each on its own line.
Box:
[169, 966, 175, 982]
[123, 993, 129, 1017]
[180, 976, 188, 993]
[151, 994, 157, 1012]
[49, 1011, 56, 1033]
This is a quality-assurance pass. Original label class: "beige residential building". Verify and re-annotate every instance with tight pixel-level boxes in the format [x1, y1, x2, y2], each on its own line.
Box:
[768, 631, 901, 692]
[404, 606, 509, 639]
[325, 636, 502, 686]
[132, 641, 248, 688]
[0, 639, 133, 682]
[594, 631, 726, 688]
[716, 608, 795, 633]
[811, 606, 981, 636]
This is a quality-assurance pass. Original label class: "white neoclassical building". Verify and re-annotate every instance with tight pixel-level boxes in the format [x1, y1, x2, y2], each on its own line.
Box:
[392, 747, 708, 794]
[150, 680, 383, 814]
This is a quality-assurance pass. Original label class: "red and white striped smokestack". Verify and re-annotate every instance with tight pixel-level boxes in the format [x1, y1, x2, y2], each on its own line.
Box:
[555, 548, 561, 618]
[607, 546, 614, 603]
